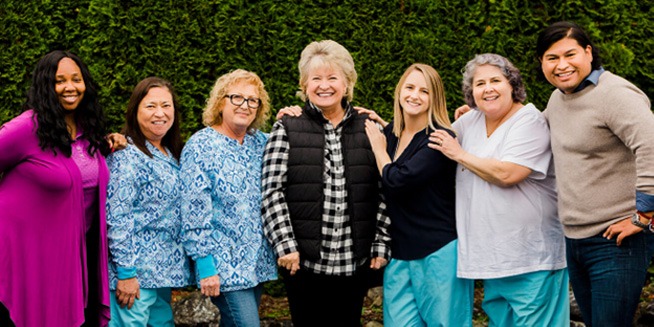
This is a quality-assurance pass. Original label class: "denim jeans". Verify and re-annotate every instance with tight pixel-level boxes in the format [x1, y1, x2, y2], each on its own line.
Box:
[211, 284, 263, 327]
[566, 232, 653, 327]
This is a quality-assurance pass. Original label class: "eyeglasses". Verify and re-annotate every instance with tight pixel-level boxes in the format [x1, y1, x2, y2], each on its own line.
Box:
[224, 94, 261, 109]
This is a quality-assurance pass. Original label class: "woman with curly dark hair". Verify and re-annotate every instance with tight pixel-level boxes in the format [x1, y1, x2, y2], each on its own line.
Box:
[0, 50, 115, 327]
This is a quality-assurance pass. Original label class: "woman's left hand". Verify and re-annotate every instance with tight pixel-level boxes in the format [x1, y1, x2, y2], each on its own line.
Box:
[200, 275, 221, 297]
[603, 217, 643, 246]
[428, 130, 463, 161]
[364, 119, 386, 154]
[107, 133, 128, 152]
[370, 257, 388, 270]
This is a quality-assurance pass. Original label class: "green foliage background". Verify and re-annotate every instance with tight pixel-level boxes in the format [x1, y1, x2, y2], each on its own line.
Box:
[1, 0, 652, 137]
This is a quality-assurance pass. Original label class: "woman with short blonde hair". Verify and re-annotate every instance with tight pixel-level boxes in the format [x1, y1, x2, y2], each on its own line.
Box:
[181, 69, 277, 327]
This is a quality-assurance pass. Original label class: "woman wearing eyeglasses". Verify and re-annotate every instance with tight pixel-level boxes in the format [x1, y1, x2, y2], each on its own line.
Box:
[180, 69, 277, 327]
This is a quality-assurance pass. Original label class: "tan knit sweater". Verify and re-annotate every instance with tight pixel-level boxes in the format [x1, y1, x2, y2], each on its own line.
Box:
[544, 71, 654, 238]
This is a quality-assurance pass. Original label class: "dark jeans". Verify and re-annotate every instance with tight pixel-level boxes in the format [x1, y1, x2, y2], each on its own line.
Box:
[566, 232, 653, 327]
[281, 267, 370, 327]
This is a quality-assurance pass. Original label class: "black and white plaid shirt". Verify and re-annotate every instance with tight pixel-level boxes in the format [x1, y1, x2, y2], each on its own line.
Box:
[262, 105, 391, 276]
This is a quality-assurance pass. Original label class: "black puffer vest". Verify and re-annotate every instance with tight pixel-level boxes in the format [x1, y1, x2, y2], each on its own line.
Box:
[280, 102, 380, 261]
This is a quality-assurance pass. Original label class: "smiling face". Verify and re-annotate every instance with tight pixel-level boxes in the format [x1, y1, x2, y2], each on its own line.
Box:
[304, 64, 347, 113]
[399, 70, 430, 122]
[220, 81, 259, 133]
[472, 64, 515, 119]
[541, 37, 593, 94]
[137, 87, 175, 144]
[55, 58, 86, 111]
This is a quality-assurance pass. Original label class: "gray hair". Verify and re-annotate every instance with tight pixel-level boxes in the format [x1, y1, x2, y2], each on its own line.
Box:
[461, 53, 526, 108]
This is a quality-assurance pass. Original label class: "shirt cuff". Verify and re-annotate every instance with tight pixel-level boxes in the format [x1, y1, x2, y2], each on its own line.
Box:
[196, 255, 217, 279]
[116, 267, 137, 280]
[370, 242, 391, 261]
[274, 239, 299, 258]
[636, 191, 654, 212]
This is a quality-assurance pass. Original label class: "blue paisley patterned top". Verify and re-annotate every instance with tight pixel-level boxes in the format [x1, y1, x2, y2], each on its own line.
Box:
[180, 127, 277, 292]
[106, 141, 192, 290]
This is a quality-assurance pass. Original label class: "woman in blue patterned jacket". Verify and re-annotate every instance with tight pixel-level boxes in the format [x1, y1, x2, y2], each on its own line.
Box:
[180, 69, 277, 327]
[106, 77, 192, 326]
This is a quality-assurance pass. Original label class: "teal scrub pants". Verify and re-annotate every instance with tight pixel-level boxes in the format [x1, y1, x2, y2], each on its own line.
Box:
[383, 240, 474, 327]
[109, 287, 174, 327]
[482, 268, 570, 327]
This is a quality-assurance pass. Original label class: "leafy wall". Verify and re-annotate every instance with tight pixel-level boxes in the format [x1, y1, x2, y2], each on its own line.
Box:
[1, 0, 652, 137]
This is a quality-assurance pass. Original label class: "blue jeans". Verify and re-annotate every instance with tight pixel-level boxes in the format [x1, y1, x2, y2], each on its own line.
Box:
[211, 284, 263, 327]
[566, 232, 653, 327]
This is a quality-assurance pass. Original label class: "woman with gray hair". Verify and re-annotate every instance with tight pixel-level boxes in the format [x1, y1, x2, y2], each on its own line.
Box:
[262, 40, 390, 327]
[429, 53, 568, 326]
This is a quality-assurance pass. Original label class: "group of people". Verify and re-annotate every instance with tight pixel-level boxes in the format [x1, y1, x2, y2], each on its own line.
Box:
[0, 20, 652, 327]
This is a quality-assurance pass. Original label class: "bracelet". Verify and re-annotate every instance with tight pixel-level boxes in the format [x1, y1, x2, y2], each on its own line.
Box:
[631, 213, 649, 229]
[638, 211, 653, 220]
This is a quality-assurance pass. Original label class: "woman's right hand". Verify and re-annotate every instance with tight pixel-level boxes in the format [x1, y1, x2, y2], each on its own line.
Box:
[115, 277, 140, 309]
[364, 119, 387, 154]
[275, 106, 303, 120]
[277, 251, 300, 276]
[200, 275, 221, 297]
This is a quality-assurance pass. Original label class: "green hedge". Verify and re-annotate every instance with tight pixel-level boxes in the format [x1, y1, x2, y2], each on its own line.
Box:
[1, 0, 652, 137]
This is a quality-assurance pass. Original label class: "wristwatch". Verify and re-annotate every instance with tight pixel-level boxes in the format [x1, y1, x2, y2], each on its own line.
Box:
[631, 212, 650, 229]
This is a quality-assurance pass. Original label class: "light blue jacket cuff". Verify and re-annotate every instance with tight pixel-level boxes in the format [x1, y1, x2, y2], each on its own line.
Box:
[196, 256, 217, 279]
[636, 191, 654, 212]
[116, 267, 137, 280]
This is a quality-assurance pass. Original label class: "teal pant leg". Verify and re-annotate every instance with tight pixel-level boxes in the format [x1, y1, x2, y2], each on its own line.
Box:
[384, 258, 424, 327]
[109, 288, 174, 327]
[483, 269, 570, 327]
[412, 240, 473, 327]
[146, 288, 174, 327]
[383, 240, 474, 327]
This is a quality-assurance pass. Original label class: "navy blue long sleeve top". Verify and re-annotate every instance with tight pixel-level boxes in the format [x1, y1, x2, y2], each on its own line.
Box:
[381, 121, 458, 260]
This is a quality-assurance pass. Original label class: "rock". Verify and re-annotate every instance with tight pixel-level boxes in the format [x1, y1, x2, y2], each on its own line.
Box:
[367, 287, 383, 307]
[569, 289, 583, 323]
[172, 291, 220, 326]
[261, 320, 294, 327]
[364, 321, 383, 327]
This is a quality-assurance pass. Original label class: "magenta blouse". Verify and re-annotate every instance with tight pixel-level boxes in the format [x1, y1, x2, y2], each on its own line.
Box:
[0, 111, 110, 327]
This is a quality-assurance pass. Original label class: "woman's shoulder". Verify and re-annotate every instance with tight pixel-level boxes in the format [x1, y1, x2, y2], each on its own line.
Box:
[2, 110, 36, 130]
[106, 144, 145, 169]
[250, 129, 269, 144]
[0, 110, 38, 144]
[184, 127, 216, 149]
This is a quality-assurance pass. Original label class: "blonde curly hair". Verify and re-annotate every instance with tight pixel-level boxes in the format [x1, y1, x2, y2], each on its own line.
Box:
[202, 69, 270, 132]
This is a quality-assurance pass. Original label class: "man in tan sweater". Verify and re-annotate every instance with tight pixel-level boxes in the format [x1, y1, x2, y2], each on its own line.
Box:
[538, 21, 654, 327]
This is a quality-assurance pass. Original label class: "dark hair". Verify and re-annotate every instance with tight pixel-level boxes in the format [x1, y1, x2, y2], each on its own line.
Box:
[24, 50, 109, 157]
[461, 53, 527, 108]
[122, 77, 183, 161]
[536, 21, 602, 70]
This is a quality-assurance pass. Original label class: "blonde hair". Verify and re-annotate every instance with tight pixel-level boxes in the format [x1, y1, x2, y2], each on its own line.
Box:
[392, 63, 452, 137]
[297, 40, 357, 102]
[202, 69, 270, 132]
